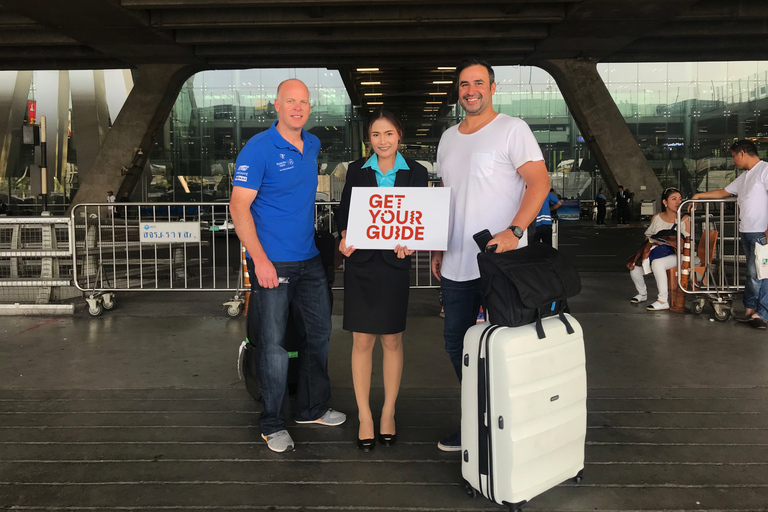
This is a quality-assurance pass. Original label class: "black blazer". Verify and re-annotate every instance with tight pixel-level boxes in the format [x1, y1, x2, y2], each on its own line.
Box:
[337, 156, 429, 269]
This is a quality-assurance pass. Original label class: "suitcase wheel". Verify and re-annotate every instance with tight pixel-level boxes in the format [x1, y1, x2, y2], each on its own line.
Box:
[503, 501, 526, 512]
[573, 468, 584, 483]
[463, 480, 477, 498]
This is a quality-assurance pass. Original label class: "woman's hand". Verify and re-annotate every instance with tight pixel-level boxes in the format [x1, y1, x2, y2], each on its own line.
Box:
[339, 234, 355, 257]
[394, 244, 414, 259]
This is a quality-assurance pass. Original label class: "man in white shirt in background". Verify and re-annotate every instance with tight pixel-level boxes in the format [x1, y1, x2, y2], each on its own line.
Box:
[430, 57, 551, 451]
[106, 190, 116, 218]
[692, 139, 768, 329]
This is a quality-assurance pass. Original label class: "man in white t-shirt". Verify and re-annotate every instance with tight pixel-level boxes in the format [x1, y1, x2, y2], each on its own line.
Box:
[692, 140, 768, 329]
[106, 190, 116, 217]
[430, 58, 550, 451]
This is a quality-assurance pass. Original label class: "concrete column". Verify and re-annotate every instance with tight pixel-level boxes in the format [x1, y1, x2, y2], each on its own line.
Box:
[35, 71, 70, 191]
[70, 70, 111, 179]
[0, 71, 33, 180]
[68, 63, 198, 209]
[54, 71, 70, 186]
[534, 59, 663, 206]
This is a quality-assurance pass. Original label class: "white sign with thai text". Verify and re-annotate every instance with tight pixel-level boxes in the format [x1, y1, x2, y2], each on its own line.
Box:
[345, 187, 450, 251]
[141, 222, 201, 243]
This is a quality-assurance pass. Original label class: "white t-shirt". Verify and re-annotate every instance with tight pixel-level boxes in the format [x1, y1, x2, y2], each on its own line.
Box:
[436, 114, 544, 281]
[724, 160, 768, 233]
[644, 214, 689, 238]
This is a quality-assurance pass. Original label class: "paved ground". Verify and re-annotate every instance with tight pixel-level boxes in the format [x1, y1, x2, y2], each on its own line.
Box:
[1, 223, 767, 511]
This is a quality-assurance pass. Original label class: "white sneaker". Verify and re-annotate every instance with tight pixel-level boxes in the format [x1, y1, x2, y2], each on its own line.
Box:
[647, 300, 669, 311]
[630, 294, 647, 304]
[261, 429, 294, 453]
[295, 408, 347, 426]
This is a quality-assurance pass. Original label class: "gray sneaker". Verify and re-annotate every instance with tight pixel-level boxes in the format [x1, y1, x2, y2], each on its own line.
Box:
[295, 408, 347, 426]
[261, 429, 294, 453]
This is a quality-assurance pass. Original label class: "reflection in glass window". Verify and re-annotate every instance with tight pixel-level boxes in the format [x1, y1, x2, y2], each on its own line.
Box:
[143, 61, 768, 205]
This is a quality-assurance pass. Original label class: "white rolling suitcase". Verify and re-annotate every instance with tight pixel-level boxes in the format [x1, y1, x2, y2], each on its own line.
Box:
[461, 313, 587, 511]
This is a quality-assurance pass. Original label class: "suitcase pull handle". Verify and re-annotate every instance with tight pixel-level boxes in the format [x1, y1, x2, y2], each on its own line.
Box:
[464, 354, 470, 367]
[498, 416, 504, 429]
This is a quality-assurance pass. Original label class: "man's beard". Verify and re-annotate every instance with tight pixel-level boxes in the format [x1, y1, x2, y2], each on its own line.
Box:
[461, 95, 484, 114]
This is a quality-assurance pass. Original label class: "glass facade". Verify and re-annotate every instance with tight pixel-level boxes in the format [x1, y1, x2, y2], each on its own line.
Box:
[147, 69, 361, 202]
[482, 61, 768, 200]
[3, 61, 768, 211]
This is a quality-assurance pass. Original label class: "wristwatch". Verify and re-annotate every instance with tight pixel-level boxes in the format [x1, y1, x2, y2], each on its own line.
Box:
[508, 225, 524, 239]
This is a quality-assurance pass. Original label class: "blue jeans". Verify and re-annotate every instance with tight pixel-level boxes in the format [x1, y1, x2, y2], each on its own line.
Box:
[740, 232, 768, 320]
[247, 255, 332, 435]
[441, 277, 483, 381]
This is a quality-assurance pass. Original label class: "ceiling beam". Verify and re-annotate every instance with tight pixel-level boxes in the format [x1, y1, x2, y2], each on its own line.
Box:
[677, 0, 768, 20]
[193, 41, 534, 56]
[203, 53, 528, 69]
[176, 24, 548, 44]
[7, 0, 197, 63]
[652, 19, 768, 36]
[123, 0, 573, 8]
[149, 3, 566, 28]
[0, 29, 78, 46]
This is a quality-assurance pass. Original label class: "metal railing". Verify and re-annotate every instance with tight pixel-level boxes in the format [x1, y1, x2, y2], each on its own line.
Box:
[70, 202, 245, 315]
[314, 200, 440, 290]
[0, 215, 75, 314]
[0, 201, 443, 316]
[676, 197, 743, 321]
[68, 201, 439, 316]
[71, 203, 243, 292]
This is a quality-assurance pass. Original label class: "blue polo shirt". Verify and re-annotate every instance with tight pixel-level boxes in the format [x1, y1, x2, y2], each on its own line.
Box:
[362, 152, 410, 187]
[535, 192, 561, 226]
[233, 121, 320, 262]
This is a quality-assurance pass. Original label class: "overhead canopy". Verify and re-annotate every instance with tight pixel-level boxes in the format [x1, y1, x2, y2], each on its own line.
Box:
[3, 0, 768, 137]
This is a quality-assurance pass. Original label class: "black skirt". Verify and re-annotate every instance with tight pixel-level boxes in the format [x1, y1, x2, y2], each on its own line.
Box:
[343, 251, 410, 334]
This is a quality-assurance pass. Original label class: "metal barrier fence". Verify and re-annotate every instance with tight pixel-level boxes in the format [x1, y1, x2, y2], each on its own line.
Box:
[676, 197, 744, 321]
[70, 202, 440, 316]
[314, 201, 440, 290]
[71, 203, 244, 315]
[0, 215, 75, 314]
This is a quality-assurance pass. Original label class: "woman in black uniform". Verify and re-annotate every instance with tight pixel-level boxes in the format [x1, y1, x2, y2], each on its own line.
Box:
[337, 110, 429, 451]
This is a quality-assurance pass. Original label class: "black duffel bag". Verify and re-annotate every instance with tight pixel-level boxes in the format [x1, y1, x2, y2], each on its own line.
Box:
[477, 242, 581, 339]
[239, 231, 335, 401]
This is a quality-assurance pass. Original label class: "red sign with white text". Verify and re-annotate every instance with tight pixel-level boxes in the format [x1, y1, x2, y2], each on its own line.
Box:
[345, 187, 450, 251]
[27, 101, 36, 125]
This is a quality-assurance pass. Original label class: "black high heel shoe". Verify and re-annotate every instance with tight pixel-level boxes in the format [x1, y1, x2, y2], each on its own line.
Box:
[357, 437, 375, 452]
[378, 433, 397, 446]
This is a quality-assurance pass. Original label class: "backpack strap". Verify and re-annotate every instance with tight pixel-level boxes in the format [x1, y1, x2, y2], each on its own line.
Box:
[534, 308, 546, 340]
[536, 301, 574, 340]
[558, 306, 575, 335]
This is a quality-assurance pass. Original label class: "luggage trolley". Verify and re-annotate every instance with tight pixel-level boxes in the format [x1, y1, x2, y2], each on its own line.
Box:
[676, 197, 744, 321]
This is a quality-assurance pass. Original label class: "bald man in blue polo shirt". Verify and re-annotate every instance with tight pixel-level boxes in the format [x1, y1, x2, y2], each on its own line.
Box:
[230, 79, 346, 453]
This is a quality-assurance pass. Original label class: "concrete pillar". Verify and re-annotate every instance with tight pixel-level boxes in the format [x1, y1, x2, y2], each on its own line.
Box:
[70, 70, 110, 180]
[0, 71, 32, 180]
[35, 71, 71, 190]
[54, 72, 70, 186]
[68, 63, 198, 209]
[534, 58, 663, 207]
